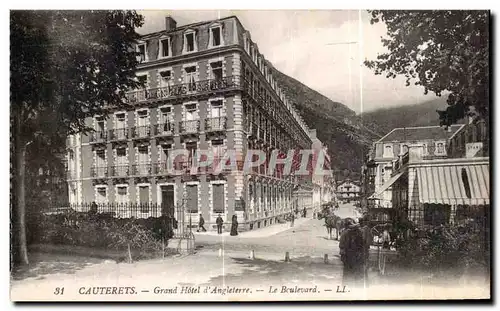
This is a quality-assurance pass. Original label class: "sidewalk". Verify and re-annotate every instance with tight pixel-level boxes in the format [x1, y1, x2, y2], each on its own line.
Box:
[193, 217, 312, 238]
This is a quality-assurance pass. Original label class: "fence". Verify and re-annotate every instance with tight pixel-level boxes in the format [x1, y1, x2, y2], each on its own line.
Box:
[43, 202, 172, 219]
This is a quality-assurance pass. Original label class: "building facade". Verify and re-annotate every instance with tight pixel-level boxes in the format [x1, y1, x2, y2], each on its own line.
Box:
[66, 15, 327, 231]
[368, 120, 489, 227]
[336, 180, 361, 203]
[361, 125, 465, 208]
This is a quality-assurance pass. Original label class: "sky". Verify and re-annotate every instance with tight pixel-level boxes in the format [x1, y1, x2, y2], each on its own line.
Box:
[137, 10, 440, 114]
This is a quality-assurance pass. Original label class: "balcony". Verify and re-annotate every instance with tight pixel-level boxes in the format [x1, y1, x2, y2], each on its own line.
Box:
[180, 120, 200, 134]
[111, 165, 129, 177]
[90, 166, 108, 178]
[89, 131, 107, 143]
[153, 122, 174, 137]
[109, 128, 129, 141]
[132, 125, 151, 139]
[126, 76, 240, 104]
[132, 163, 152, 176]
[205, 117, 227, 132]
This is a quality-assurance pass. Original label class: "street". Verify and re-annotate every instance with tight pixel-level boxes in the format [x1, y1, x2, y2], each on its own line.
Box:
[10, 203, 488, 301]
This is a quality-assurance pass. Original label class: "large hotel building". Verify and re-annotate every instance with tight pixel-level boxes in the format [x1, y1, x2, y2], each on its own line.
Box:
[66, 15, 333, 231]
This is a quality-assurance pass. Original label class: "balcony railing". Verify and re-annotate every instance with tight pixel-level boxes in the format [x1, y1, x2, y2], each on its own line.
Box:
[132, 163, 152, 176]
[90, 166, 108, 178]
[126, 76, 240, 103]
[90, 131, 107, 143]
[132, 125, 151, 139]
[258, 128, 265, 142]
[180, 120, 200, 134]
[154, 122, 174, 136]
[205, 117, 227, 132]
[109, 128, 129, 141]
[111, 165, 129, 177]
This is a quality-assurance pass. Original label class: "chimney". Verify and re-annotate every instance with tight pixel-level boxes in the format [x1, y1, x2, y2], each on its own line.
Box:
[165, 16, 177, 31]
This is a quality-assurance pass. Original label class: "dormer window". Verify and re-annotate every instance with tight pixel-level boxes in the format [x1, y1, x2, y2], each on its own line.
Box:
[383, 144, 393, 158]
[435, 142, 446, 155]
[137, 43, 147, 62]
[183, 30, 197, 54]
[209, 24, 223, 47]
[159, 37, 171, 58]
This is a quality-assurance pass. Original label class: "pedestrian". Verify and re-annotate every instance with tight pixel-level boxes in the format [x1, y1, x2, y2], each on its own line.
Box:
[89, 201, 98, 215]
[290, 212, 295, 227]
[381, 225, 391, 250]
[198, 214, 206, 232]
[359, 216, 373, 282]
[216, 214, 224, 234]
[303, 207, 307, 218]
[230, 215, 238, 236]
[339, 217, 365, 288]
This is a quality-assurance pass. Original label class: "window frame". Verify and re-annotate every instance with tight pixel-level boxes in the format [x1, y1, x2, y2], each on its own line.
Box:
[208, 23, 224, 48]
[183, 29, 198, 54]
[383, 144, 394, 158]
[158, 36, 172, 59]
[136, 42, 148, 62]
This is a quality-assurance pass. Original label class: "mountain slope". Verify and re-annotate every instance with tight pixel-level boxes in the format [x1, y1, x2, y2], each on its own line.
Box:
[269, 66, 382, 178]
[359, 96, 461, 135]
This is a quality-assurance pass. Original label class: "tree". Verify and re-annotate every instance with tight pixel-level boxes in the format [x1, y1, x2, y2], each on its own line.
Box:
[10, 10, 144, 267]
[364, 10, 489, 128]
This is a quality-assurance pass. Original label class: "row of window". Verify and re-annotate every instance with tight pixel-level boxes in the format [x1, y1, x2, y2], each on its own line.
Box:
[90, 139, 225, 167]
[94, 183, 226, 214]
[382, 141, 446, 158]
[137, 24, 224, 62]
[135, 61, 224, 90]
[94, 100, 225, 132]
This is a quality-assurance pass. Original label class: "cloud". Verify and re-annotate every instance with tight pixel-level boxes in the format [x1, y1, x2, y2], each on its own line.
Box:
[137, 10, 440, 113]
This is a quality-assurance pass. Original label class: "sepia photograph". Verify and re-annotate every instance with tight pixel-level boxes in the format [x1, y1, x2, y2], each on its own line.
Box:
[9, 8, 491, 302]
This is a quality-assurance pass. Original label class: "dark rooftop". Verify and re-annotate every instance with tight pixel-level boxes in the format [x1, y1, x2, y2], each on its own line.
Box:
[377, 125, 465, 143]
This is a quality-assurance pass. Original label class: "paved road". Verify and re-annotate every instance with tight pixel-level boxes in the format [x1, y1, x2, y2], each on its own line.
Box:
[11, 210, 489, 301]
[195, 216, 343, 260]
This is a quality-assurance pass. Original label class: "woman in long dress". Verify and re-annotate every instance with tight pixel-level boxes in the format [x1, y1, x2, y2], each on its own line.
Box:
[230, 215, 238, 236]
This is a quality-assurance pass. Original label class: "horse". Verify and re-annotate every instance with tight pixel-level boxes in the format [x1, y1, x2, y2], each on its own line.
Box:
[319, 212, 346, 240]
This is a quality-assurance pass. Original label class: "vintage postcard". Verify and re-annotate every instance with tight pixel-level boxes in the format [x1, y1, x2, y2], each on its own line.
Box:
[10, 9, 490, 302]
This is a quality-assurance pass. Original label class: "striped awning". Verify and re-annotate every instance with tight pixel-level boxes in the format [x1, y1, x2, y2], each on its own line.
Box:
[369, 171, 405, 200]
[416, 163, 490, 205]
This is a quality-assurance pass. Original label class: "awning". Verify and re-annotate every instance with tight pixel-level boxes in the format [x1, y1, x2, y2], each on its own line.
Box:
[417, 163, 490, 205]
[369, 171, 405, 199]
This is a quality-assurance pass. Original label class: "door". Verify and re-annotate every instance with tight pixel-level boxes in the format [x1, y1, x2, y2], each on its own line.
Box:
[115, 113, 126, 139]
[186, 142, 197, 169]
[212, 184, 225, 213]
[96, 150, 106, 177]
[184, 66, 196, 92]
[161, 185, 175, 216]
[159, 107, 172, 133]
[138, 146, 149, 175]
[137, 110, 149, 137]
[186, 185, 198, 213]
[116, 148, 127, 176]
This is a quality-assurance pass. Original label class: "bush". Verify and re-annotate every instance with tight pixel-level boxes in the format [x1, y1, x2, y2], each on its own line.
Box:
[26, 211, 175, 259]
[397, 222, 489, 277]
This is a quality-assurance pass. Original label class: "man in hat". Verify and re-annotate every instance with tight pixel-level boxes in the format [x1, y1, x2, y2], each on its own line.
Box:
[339, 217, 365, 288]
[216, 214, 224, 234]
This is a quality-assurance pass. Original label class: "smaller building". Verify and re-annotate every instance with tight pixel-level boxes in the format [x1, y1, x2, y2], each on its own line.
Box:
[362, 124, 466, 209]
[336, 179, 361, 203]
[370, 120, 490, 228]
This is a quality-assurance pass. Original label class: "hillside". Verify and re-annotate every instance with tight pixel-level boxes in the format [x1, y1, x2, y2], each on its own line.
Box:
[359, 96, 463, 136]
[269, 66, 382, 178]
